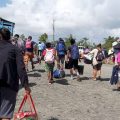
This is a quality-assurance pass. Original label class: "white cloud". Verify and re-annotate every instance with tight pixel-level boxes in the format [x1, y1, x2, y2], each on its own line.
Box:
[0, 0, 120, 42]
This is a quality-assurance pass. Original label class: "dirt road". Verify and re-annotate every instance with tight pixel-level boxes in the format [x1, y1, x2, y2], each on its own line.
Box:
[15, 63, 120, 120]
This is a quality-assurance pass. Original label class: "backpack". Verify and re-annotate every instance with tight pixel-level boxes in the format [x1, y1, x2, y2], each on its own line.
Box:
[26, 40, 32, 49]
[57, 42, 65, 55]
[17, 39, 25, 52]
[53, 69, 65, 78]
[70, 45, 79, 59]
[44, 49, 54, 63]
[96, 51, 104, 61]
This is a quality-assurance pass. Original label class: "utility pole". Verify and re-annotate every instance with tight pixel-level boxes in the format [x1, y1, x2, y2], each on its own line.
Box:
[53, 19, 55, 42]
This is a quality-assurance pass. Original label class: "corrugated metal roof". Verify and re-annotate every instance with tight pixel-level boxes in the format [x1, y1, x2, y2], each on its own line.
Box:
[0, 17, 15, 25]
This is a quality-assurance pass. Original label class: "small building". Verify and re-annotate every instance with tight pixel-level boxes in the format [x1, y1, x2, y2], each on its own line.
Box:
[0, 17, 15, 35]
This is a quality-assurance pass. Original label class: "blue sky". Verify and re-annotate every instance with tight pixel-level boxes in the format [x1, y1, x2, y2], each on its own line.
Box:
[0, 0, 120, 43]
[0, 0, 10, 7]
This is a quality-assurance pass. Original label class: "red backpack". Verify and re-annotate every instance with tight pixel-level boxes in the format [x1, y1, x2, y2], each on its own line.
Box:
[26, 40, 32, 49]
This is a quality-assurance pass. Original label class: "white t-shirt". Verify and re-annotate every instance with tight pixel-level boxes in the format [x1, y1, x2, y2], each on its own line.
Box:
[90, 48, 98, 65]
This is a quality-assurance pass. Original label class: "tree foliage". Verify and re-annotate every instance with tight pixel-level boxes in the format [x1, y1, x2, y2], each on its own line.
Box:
[20, 34, 25, 41]
[102, 36, 119, 50]
[65, 34, 73, 47]
[77, 37, 95, 48]
[39, 33, 48, 43]
[77, 37, 89, 46]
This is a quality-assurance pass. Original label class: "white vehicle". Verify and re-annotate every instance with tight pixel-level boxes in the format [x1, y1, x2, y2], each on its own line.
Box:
[78, 46, 85, 54]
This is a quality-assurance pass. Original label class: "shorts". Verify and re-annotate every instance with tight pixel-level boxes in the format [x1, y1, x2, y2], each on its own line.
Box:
[69, 59, 78, 69]
[0, 87, 17, 119]
[57, 55, 65, 64]
[45, 63, 54, 72]
[93, 63, 102, 70]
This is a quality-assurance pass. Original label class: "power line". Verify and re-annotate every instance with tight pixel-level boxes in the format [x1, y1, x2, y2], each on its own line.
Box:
[53, 19, 55, 42]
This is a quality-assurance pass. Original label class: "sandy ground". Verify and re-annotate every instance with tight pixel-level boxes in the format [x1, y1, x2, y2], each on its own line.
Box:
[14, 62, 120, 120]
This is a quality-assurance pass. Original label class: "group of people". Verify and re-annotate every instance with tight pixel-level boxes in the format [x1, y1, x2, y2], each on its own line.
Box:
[0, 27, 82, 119]
[41, 38, 81, 84]
[0, 27, 120, 120]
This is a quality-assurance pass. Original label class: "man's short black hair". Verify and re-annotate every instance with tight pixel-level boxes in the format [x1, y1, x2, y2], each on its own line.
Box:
[14, 34, 19, 38]
[97, 43, 101, 48]
[46, 42, 51, 48]
[28, 36, 32, 40]
[59, 38, 64, 42]
[0, 28, 11, 41]
[70, 38, 75, 45]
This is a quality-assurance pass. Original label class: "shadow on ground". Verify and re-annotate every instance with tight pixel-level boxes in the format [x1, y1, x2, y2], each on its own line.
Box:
[19, 82, 37, 90]
[47, 117, 59, 120]
[98, 77, 110, 81]
[65, 74, 71, 77]
[112, 88, 120, 91]
[55, 79, 70, 85]
[29, 82, 37, 87]
[80, 77, 90, 80]
[27, 72, 41, 77]
[33, 69, 45, 73]
[27, 69, 45, 73]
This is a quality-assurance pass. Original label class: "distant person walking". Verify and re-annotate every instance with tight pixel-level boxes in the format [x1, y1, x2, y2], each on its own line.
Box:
[0, 28, 31, 120]
[66, 38, 80, 81]
[38, 42, 45, 57]
[24, 36, 35, 71]
[90, 44, 104, 80]
[14, 34, 25, 54]
[56, 38, 66, 70]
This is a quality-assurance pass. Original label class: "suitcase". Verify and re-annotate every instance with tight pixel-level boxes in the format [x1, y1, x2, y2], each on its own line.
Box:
[78, 65, 84, 75]
[65, 61, 70, 69]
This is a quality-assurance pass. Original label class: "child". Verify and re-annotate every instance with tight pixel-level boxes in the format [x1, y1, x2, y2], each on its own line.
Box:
[42, 42, 56, 84]
[110, 52, 120, 90]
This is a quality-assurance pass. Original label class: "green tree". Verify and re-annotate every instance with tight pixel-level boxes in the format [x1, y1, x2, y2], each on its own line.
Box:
[20, 34, 25, 40]
[65, 34, 74, 47]
[102, 36, 116, 50]
[77, 37, 89, 46]
[39, 33, 48, 43]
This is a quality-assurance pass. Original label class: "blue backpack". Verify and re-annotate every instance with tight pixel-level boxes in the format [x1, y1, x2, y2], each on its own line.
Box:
[57, 42, 65, 55]
[71, 45, 79, 59]
[53, 69, 65, 78]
